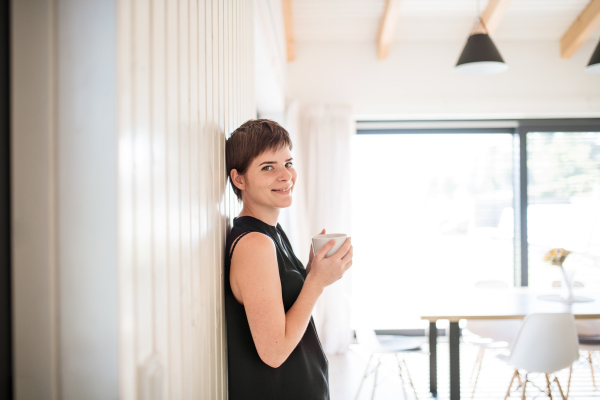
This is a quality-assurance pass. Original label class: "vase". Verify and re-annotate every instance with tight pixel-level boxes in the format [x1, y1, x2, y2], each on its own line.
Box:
[558, 266, 575, 301]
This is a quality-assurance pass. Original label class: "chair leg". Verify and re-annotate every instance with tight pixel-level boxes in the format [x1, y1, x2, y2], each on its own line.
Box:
[395, 354, 407, 399]
[567, 364, 572, 399]
[504, 370, 518, 400]
[354, 354, 372, 400]
[554, 376, 567, 400]
[401, 357, 419, 400]
[371, 358, 381, 400]
[545, 374, 553, 400]
[470, 347, 484, 382]
[471, 349, 484, 398]
[589, 350, 596, 388]
[521, 375, 528, 400]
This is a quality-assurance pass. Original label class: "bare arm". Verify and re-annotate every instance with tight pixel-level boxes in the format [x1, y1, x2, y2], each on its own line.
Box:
[230, 232, 353, 368]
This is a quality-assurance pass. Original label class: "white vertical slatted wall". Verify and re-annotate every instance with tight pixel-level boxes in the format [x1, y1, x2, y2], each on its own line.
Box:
[117, 1, 254, 398]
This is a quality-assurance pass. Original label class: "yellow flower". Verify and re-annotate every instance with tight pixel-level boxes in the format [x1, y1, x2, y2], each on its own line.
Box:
[543, 248, 571, 267]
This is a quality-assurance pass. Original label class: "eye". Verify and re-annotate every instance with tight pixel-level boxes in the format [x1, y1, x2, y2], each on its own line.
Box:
[262, 165, 273, 171]
[285, 162, 293, 168]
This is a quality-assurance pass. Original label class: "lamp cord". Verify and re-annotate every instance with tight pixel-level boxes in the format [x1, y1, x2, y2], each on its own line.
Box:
[471, 0, 489, 36]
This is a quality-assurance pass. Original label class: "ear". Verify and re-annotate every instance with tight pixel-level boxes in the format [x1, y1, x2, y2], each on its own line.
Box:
[230, 169, 245, 191]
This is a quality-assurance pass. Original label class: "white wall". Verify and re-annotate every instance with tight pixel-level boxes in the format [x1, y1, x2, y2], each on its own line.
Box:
[12, 0, 118, 399]
[255, 0, 288, 115]
[117, 0, 254, 399]
[11, 0, 255, 399]
[287, 40, 600, 120]
[57, 1, 119, 398]
[11, 0, 62, 398]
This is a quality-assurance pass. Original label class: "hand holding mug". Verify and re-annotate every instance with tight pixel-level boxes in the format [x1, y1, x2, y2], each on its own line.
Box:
[307, 235, 353, 290]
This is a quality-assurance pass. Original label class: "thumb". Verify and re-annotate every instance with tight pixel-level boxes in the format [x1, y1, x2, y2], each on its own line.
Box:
[316, 239, 336, 259]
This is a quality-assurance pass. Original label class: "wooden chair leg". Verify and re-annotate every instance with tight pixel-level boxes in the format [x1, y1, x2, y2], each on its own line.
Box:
[395, 354, 407, 399]
[545, 374, 553, 400]
[472, 350, 484, 398]
[554, 376, 567, 400]
[521, 376, 528, 400]
[589, 350, 596, 388]
[567, 364, 572, 399]
[401, 358, 419, 400]
[354, 354, 372, 400]
[470, 347, 484, 382]
[504, 370, 518, 400]
[371, 358, 381, 400]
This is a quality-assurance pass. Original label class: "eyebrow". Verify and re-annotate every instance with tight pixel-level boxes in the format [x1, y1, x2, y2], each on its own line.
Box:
[258, 158, 293, 167]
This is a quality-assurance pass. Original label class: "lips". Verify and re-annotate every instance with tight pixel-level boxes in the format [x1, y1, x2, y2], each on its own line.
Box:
[272, 186, 292, 193]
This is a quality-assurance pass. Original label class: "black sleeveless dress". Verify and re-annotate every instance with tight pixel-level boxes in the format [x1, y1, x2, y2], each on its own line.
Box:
[224, 216, 329, 400]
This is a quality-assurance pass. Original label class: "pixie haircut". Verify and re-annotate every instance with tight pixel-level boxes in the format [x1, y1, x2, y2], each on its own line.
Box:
[226, 119, 293, 201]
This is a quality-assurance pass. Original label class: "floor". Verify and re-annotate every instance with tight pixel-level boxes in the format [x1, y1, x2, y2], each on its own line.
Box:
[329, 337, 600, 400]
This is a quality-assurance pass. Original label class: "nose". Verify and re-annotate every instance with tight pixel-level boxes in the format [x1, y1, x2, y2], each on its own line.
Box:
[279, 166, 292, 181]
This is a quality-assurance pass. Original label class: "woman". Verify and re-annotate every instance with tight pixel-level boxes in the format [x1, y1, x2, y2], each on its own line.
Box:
[224, 119, 353, 399]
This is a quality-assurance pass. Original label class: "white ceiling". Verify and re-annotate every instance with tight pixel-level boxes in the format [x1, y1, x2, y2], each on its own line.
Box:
[292, 0, 600, 43]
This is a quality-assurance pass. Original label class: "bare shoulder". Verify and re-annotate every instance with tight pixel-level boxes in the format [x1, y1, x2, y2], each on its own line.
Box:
[230, 232, 280, 304]
[230, 231, 275, 264]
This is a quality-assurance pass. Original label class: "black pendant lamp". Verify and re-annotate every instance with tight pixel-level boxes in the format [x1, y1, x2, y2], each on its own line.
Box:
[585, 39, 600, 74]
[455, 16, 508, 76]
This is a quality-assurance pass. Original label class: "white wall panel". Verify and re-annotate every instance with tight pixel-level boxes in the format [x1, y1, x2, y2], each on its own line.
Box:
[11, 1, 60, 398]
[12, 1, 253, 398]
[117, 1, 254, 399]
[13, 0, 120, 399]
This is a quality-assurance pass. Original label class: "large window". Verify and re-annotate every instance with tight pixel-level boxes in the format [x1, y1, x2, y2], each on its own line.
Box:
[351, 121, 600, 330]
[527, 132, 600, 289]
[351, 132, 515, 329]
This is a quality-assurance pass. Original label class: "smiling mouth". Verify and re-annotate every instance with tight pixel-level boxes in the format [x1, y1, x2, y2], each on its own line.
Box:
[272, 186, 292, 193]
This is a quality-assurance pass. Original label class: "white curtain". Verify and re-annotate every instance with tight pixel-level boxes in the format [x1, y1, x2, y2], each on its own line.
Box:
[280, 102, 355, 355]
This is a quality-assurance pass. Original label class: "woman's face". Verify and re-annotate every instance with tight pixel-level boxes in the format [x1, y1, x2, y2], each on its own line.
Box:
[240, 146, 296, 209]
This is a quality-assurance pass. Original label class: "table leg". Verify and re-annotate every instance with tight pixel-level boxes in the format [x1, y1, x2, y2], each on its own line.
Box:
[429, 321, 437, 397]
[449, 321, 461, 400]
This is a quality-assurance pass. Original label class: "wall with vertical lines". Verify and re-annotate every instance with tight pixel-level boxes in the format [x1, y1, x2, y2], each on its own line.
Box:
[117, 1, 254, 398]
[13, 0, 120, 398]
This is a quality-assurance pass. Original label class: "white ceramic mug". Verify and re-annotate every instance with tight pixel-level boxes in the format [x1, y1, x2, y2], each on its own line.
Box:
[312, 233, 347, 258]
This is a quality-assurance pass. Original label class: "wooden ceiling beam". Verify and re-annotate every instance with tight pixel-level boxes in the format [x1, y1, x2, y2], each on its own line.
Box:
[377, 0, 402, 60]
[282, 0, 295, 61]
[479, 0, 512, 35]
[560, 0, 600, 59]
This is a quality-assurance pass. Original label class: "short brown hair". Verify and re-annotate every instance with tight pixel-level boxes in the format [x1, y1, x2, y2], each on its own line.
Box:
[226, 119, 293, 201]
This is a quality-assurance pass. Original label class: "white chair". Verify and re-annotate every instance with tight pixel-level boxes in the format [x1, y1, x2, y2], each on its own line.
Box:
[354, 329, 423, 400]
[465, 280, 522, 398]
[553, 280, 600, 390]
[499, 313, 579, 399]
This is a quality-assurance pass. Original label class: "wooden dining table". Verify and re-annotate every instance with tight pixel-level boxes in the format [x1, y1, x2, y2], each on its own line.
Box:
[420, 287, 600, 400]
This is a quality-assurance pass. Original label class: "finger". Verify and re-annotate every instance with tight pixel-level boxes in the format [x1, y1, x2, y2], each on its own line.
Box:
[333, 237, 352, 259]
[321, 228, 326, 234]
[343, 259, 353, 271]
[341, 245, 353, 262]
[316, 239, 336, 259]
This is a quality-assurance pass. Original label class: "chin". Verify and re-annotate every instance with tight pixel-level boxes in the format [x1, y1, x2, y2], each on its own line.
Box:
[276, 196, 293, 208]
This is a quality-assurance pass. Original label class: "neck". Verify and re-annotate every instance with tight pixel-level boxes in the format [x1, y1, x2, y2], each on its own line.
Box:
[238, 202, 280, 227]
